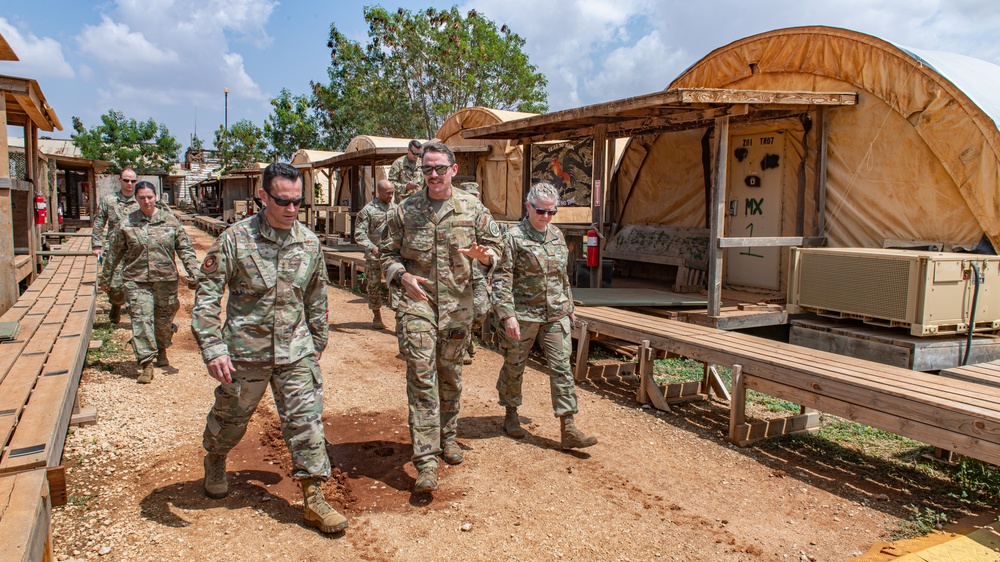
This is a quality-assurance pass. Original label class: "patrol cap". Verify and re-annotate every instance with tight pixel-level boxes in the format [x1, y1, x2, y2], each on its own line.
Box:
[459, 182, 480, 195]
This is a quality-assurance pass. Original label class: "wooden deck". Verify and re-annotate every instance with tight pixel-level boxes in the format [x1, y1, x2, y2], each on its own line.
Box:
[574, 306, 1000, 466]
[0, 231, 97, 561]
[323, 247, 366, 291]
[192, 215, 228, 236]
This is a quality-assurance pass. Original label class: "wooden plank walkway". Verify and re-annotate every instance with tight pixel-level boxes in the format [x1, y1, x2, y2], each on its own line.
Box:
[0, 230, 97, 561]
[323, 247, 366, 291]
[574, 306, 1000, 466]
[192, 215, 228, 236]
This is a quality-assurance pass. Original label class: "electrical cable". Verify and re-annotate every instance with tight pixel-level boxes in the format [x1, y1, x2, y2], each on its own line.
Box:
[962, 262, 981, 366]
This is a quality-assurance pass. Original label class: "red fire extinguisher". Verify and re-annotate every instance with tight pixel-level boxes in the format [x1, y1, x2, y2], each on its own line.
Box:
[586, 226, 600, 267]
[34, 193, 47, 225]
[58, 203, 64, 224]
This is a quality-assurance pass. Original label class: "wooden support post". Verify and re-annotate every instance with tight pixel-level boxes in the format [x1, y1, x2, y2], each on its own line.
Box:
[637, 340, 670, 412]
[729, 364, 746, 443]
[573, 320, 590, 381]
[814, 107, 828, 236]
[705, 364, 731, 402]
[707, 115, 729, 317]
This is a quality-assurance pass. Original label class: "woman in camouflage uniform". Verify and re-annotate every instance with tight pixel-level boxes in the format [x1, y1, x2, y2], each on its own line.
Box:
[99, 181, 199, 383]
[492, 182, 597, 449]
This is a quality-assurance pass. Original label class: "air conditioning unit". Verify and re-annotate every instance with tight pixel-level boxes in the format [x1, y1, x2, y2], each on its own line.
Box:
[787, 247, 1000, 336]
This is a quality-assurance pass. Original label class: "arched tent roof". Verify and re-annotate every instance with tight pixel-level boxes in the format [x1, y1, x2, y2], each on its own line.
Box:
[291, 149, 342, 166]
[657, 25, 1000, 250]
[436, 107, 536, 220]
[346, 136, 427, 152]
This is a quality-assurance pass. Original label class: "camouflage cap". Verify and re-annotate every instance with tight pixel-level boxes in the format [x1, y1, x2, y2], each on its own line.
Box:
[459, 182, 480, 195]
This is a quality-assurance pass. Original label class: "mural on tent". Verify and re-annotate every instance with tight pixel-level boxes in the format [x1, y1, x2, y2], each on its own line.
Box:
[530, 140, 592, 206]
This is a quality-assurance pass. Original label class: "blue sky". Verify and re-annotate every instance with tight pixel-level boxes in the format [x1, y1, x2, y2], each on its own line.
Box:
[2, 0, 998, 149]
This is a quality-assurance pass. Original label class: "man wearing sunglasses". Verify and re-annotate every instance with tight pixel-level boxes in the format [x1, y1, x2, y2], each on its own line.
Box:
[92, 167, 140, 324]
[493, 182, 597, 450]
[192, 162, 348, 534]
[388, 139, 424, 203]
[381, 141, 503, 493]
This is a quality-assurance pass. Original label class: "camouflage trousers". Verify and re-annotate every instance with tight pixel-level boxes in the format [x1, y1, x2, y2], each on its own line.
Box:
[497, 316, 579, 417]
[202, 355, 330, 480]
[365, 258, 388, 310]
[123, 280, 179, 366]
[107, 265, 126, 306]
[399, 315, 469, 470]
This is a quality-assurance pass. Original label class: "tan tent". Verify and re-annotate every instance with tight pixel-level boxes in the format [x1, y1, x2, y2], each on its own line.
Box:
[437, 107, 536, 221]
[611, 26, 1000, 293]
[291, 149, 341, 205]
[334, 136, 426, 207]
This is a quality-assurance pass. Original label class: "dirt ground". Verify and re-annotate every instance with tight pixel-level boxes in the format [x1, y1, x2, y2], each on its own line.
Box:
[49, 226, 988, 561]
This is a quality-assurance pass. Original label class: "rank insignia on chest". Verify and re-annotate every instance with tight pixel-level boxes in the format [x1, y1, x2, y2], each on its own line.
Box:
[201, 255, 219, 274]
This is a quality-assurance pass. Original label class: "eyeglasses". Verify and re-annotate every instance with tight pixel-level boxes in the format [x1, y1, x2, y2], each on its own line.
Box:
[410, 150, 421, 156]
[529, 202, 558, 216]
[420, 164, 451, 176]
[265, 190, 305, 207]
[122, 178, 137, 184]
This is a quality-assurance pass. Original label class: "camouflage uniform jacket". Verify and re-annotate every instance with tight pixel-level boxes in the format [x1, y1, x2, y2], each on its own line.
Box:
[192, 212, 329, 365]
[99, 208, 199, 285]
[388, 155, 423, 203]
[91, 190, 139, 250]
[493, 219, 575, 323]
[380, 188, 502, 326]
[355, 198, 396, 260]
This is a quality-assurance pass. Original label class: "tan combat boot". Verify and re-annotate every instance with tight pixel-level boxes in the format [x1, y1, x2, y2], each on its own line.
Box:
[137, 361, 154, 384]
[203, 453, 228, 498]
[413, 464, 438, 493]
[155, 348, 169, 367]
[301, 477, 349, 533]
[560, 414, 597, 449]
[504, 406, 526, 439]
[372, 309, 384, 330]
[441, 440, 464, 465]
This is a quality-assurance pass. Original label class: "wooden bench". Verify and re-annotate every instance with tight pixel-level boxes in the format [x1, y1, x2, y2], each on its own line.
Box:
[0, 231, 97, 503]
[323, 247, 366, 291]
[0, 470, 54, 561]
[574, 307, 1000, 466]
[602, 225, 709, 292]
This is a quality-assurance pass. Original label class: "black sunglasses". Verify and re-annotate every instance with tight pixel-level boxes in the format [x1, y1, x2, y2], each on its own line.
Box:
[529, 202, 558, 216]
[122, 178, 137, 183]
[265, 190, 305, 207]
[420, 164, 451, 176]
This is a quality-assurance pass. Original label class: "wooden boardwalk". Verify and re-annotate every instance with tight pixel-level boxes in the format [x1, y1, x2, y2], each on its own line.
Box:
[0, 231, 97, 562]
[323, 247, 366, 291]
[574, 306, 1000, 466]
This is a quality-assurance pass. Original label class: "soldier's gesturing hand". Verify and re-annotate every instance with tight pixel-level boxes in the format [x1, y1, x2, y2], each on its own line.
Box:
[458, 243, 494, 266]
[206, 355, 236, 384]
[401, 272, 430, 301]
[504, 316, 521, 340]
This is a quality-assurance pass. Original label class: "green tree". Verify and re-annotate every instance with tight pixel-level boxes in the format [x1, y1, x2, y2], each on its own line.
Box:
[71, 110, 181, 174]
[264, 88, 320, 161]
[214, 119, 268, 172]
[311, 6, 547, 148]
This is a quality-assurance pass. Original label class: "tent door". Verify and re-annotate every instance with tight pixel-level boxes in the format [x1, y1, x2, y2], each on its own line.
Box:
[725, 131, 785, 291]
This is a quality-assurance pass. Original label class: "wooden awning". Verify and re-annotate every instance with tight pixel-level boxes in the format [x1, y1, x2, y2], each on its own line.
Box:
[462, 88, 857, 144]
[0, 75, 62, 132]
[0, 34, 17, 61]
[313, 144, 491, 169]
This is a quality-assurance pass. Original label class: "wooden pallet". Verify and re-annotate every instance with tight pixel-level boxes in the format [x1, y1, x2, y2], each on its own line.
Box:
[574, 307, 1000, 465]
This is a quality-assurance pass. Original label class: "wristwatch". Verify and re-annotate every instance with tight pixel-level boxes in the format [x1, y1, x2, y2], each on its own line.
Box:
[395, 269, 406, 284]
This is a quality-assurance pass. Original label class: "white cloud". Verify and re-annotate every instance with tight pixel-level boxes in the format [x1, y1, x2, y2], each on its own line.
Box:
[0, 17, 74, 78]
[583, 30, 686, 101]
[77, 16, 180, 67]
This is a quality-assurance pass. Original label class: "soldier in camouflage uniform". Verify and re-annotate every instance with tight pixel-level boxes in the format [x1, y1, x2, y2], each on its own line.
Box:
[457, 182, 491, 365]
[388, 139, 424, 204]
[493, 182, 597, 450]
[99, 181, 199, 383]
[380, 141, 502, 493]
[191, 162, 348, 534]
[355, 179, 395, 330]
[92, 168, 140, 324]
